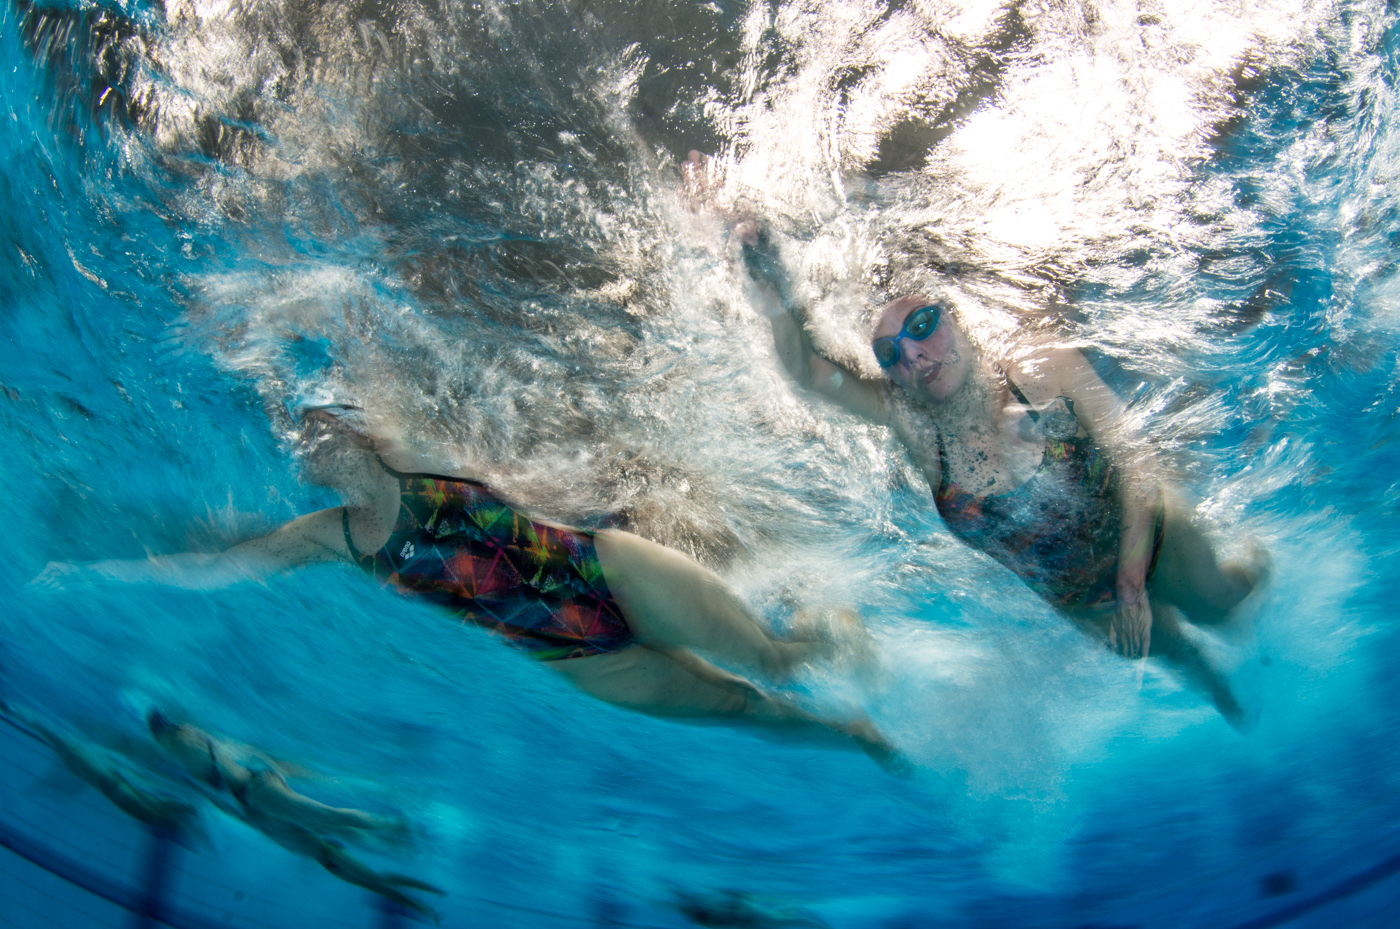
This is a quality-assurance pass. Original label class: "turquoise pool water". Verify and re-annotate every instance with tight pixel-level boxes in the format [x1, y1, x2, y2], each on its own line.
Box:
[4, 1, 1400, 927]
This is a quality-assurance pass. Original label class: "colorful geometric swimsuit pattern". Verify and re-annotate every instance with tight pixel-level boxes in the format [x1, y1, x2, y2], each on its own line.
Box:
[933, 391, 1159, 611]
[344, 463, 635, 661]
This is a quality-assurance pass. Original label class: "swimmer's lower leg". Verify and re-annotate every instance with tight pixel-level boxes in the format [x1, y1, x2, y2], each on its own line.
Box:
[554, 647, 903, 771]
[730, 688, 908, 774]
[1150, 607, 1247, 727]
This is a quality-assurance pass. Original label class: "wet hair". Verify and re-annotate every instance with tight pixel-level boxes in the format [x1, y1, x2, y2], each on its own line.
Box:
[297, 404, 378, 453]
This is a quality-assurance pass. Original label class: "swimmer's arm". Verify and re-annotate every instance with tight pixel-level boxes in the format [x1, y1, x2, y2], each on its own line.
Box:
[1050, 348, 1158, 657]
[769, 310, 891, 423]
[739, 224, 890, 424]
[32, 508, 350, 591]
[32, 724, 200, 830]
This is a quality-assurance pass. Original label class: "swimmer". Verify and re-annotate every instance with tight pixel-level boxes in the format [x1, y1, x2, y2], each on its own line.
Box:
[33, 406, 901, 771]
[0, 700, 203, 843]
[146, 710, 405, 843]
[146, 712, 442, 920]
[689, 154, 1264, 725]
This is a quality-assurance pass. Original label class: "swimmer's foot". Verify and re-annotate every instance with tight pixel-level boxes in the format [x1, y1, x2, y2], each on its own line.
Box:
[849, 718, 913, 778]
[788, 607, 878, 676]
[1215, 684, 1255, 732]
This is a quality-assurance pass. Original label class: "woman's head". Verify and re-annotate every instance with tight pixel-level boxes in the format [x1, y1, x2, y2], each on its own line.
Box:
[147, 711, 218, 779]
[294, 404, 379, 489]
[872, 295, 973, 402]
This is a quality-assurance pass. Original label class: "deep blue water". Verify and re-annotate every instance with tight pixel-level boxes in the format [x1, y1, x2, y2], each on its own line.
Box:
[4, 1, 1400, 927]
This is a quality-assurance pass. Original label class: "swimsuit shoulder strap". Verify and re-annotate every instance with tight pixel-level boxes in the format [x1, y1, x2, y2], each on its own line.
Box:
[1004, 371, 1080, 424]
[1003, 372, 1040, 423]
[341, 507, 364, 562]
[933, 427, 952, 495]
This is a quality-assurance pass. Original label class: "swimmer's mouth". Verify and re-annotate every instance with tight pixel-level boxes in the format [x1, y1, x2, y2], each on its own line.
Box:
[917, 364, 943, 385]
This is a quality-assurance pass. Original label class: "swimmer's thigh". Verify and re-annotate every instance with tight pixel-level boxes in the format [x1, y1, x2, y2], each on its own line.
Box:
[593, 530, 785, 671]
[1148, 495, 1253, 623]
[550, 646, 757, 720]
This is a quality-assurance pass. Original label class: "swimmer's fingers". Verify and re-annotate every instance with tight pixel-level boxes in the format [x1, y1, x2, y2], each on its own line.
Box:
[1140, 605, 1152, 660]
[680, 150, 710, 206]
[1109, 607, 1130, 657]
[681, 149, 733, 212]
[1134, 600, 1152, 659]
[680, 152, 761, 237]
[28, 561, 87, 592]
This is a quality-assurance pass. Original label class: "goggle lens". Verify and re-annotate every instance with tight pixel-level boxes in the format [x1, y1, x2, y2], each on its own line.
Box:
[873, 339, 900, 367]
[872, 305, 942, 369]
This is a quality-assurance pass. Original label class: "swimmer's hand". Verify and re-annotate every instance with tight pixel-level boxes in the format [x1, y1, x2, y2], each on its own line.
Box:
[29, 555, 246, 591]
[29, 561, 90, 591]
[1109, 597, 1152, 659]
[681, 149, 721, 209]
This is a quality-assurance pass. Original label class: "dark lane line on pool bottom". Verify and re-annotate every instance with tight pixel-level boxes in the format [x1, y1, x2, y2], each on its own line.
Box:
[1219, 846, 1400, 929]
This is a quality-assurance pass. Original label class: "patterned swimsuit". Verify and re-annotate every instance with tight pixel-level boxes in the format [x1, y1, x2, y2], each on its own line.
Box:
[933, 386, 1162, 611]
[343, 462, 635, 660]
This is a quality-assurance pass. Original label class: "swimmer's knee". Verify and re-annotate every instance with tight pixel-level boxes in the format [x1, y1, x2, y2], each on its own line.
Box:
[717, 680, 767, 718]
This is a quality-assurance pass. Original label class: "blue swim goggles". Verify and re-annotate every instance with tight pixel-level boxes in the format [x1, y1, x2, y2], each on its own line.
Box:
[872, 304, 942, 369]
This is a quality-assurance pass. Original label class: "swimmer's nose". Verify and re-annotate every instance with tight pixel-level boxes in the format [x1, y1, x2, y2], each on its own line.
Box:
[900, 337, 932, 370]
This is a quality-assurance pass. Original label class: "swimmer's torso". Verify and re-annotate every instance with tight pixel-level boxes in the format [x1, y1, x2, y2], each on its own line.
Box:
[923, 395, 1127, 610]
[344, 464, 635, 660]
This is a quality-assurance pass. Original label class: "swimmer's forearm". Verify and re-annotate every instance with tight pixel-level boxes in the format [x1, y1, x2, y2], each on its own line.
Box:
[54, 552, 275, 590]
[1115, 484, 1157, 601]
[770, 311, 819, 385]
[742, 227, 823, 383]
[33, 511, 347, 591]
[250, 775, 389, 835]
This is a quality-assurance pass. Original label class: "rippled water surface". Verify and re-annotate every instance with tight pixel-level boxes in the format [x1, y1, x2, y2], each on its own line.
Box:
[4, 1, 1400, 926]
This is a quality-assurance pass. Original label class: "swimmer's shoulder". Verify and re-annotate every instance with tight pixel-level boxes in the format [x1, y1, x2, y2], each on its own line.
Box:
[1003, 338, 1095, 405]
[375, 450, 484, 485]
